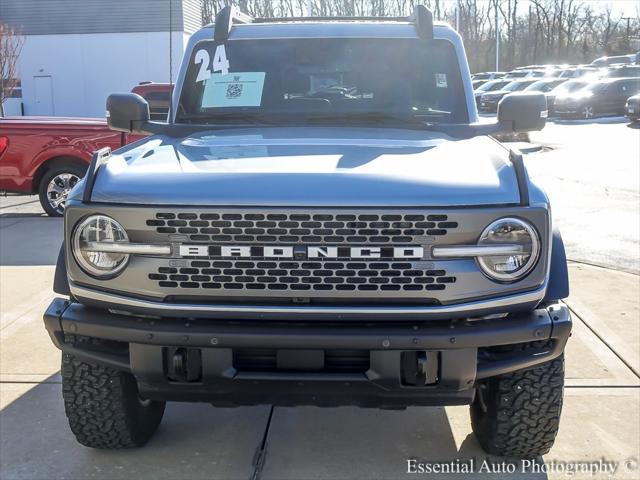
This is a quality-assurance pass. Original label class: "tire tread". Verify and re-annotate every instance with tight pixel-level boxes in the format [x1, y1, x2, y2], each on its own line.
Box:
[471, 355, 564, 458]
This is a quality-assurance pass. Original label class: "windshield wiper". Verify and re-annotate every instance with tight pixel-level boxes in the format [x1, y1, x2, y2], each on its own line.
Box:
[178, 112, 282, 126]
[177, 110, 452, 130]
[302, 111, 441, 129]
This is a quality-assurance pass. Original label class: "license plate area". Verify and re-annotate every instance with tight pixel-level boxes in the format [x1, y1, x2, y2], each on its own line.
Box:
[233, 348, 370, 374]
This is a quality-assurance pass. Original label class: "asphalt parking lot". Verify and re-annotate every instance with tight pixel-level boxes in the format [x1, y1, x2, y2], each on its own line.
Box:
[1, 118, 639, 480]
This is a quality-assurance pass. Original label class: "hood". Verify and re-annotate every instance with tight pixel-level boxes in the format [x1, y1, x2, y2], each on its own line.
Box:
[84, 127, 520, 207]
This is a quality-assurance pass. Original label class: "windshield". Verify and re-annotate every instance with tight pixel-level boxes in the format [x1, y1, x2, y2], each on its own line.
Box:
[608, 66, 640, 78]
[584, 82, 610, 93]
[525, 80, 564, 92]
[503, 80, 535, 92]
[177, 38, 468, 125]
[477, 80, 509, 92]
[550, 80, 588, 95]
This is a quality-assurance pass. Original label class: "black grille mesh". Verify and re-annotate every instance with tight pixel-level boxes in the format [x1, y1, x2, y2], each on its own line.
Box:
[146, 212, 458, 244]
[149, 259, 456, 292]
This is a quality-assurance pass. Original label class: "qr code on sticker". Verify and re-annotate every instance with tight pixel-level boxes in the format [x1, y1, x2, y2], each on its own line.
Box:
[226, 83, 243, 99]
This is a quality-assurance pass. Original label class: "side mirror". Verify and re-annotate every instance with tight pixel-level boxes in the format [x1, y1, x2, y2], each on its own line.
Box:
[106, 93, 150, 133]
[497, 92, 547, 132]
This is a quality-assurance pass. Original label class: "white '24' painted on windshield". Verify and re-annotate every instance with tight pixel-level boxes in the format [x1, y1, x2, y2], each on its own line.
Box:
[194, 45, 230, 82]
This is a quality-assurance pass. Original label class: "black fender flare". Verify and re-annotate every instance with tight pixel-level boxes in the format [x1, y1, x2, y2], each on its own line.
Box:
[53, 243, 70, 296]
[543, 228, 570, 302]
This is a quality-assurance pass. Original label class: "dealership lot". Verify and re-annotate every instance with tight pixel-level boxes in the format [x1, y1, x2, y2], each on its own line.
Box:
[1, 119, 639, 479]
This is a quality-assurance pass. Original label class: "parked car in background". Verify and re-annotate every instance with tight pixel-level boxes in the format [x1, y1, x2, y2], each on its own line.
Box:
[472, 79, 488, 89]
[546, 79, 592, 115]
[571, 66, 600, 78]
[478, 78, 540, 113]
[591, 54, 636, 67]
[471, 71, 505, 81]
[604, 65, 640, 78]
[626, 94, 640, 122]
[0, 117, 142, 215]
[0, 84, 156, 216]
[524, 78, 567, 94]
[504, 70, 530, 79]
[131, 82, 173, 120]
[473, 79, 512, 109]
[554, 78, 640, 119]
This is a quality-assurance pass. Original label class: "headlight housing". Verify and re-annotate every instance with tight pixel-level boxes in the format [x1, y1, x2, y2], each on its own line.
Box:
[72, 215, 129, 277]
[477, 218, 540, 282]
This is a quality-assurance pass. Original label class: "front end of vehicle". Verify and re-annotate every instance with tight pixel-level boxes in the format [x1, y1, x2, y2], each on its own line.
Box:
[45, 192, 570, 411]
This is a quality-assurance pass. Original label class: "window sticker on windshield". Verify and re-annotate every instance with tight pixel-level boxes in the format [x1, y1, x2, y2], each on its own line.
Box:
[435, 73, 448, 88]
[201, 72, 266, 107]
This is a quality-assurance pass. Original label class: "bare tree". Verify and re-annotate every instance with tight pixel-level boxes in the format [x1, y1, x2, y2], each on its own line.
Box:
[0, 24, 24, 116]
[199, 0, 637, 72]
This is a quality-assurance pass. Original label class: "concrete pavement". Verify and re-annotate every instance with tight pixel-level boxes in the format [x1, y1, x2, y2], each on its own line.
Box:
[526, 118, 640, 273]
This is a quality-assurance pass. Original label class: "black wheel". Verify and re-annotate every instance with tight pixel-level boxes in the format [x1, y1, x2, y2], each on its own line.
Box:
[38, 164, 86, 217]
[61, 340, 165, 449]
[470, 354, 564, 458]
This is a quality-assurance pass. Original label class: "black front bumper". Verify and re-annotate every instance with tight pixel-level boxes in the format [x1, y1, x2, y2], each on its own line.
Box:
[44, 298, 571, 408]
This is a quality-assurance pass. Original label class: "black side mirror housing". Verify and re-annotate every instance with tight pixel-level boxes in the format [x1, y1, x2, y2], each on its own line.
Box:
[106, 93, 151, 133]
[497, 92, 547, 132]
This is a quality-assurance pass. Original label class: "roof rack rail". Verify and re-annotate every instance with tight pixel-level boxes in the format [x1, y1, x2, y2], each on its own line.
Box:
[213, 4, 434, 41]
[409, 5, 434, 39]
[214, 6, 254, 41]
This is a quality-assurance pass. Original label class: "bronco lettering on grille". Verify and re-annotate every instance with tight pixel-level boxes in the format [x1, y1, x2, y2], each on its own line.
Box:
[178, 245, 424, 259]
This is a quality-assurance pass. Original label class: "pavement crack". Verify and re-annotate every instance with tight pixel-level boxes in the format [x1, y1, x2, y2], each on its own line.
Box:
[567, 303, 640, 380]
[250, 405, 275, 480]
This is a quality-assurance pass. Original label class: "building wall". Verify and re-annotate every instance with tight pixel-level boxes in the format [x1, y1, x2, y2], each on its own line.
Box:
[17, 31, 188, 117]
[182, 0, 205, 34]
[0, 0, 187, 35]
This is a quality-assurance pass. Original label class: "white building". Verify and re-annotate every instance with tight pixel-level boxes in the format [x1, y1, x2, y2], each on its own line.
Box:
[1, 0, 202, 117]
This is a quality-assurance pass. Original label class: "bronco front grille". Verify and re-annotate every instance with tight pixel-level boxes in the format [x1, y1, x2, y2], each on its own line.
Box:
[146, 212, 458, 244]
[149, 259, 456, 292]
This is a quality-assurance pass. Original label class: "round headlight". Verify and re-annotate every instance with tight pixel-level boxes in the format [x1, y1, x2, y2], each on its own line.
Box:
[72, 215, 129, 277]
[477, 218, 540, 282]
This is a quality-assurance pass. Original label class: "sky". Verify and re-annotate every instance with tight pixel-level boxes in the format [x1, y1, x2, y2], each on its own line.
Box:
[559, 1, 638, 16]
[460, 1, 639, 17]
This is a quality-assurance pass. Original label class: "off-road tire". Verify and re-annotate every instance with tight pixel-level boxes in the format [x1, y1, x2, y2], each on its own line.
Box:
[38, 164, 86, 217]
[470, 354, 564, 458]
[61, 340, 165, 449]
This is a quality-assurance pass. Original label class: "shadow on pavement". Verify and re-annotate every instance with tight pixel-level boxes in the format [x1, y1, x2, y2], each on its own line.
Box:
[0, 215, 62, 266]
[0, 377, 551, 480]
[258, 406, 549, 479]
[0, 376, 270, 480]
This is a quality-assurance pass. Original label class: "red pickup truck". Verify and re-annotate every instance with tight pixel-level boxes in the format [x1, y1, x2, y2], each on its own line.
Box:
[0, 83, 171, 216]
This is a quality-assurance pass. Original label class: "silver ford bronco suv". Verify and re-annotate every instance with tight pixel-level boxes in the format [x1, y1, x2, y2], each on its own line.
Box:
[44, 6, 571, 457]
